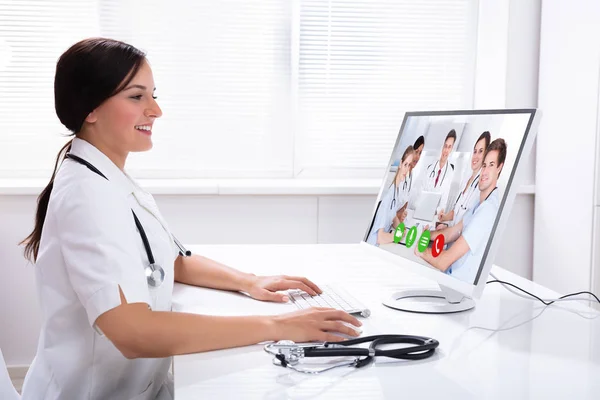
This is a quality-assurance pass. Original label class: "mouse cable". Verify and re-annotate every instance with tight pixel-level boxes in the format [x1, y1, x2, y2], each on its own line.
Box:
[486, 273, 600, 306]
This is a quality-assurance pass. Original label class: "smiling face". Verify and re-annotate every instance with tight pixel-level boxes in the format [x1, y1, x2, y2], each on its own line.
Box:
[411, 144, 423, 169]
[480, 150, 503, 192]
[471, 138, 487, 172]
[440, 137, 455, 164]
[84, 60, 162, 155]
[399, 153, 414, 180]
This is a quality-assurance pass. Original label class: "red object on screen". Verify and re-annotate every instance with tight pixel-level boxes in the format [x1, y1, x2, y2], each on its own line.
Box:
[432, 235, 444, 258]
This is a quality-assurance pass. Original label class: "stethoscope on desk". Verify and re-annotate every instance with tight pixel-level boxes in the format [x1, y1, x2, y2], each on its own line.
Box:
[264, 334, 439, 374]
[64, 153, 192, 288]
[427, 160, 448, 188]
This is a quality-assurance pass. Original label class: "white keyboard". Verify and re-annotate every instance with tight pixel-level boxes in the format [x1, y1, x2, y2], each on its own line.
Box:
[287, 284, 371, 318]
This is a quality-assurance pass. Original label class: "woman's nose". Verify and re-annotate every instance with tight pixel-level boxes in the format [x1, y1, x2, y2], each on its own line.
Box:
[145, 100, 163, 118]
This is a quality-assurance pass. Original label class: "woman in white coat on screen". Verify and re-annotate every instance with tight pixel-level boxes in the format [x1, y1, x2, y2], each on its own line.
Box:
[437, 131, 491, 228]
[19, 38, 360, 400]
[366, 146, 414, 246]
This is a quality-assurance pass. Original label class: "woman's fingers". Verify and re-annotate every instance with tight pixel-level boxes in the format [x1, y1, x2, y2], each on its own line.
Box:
[318, 332, 347, 342]
[321, 321, 361, 337]
[278, 280, 318, 296]
[283, 276, 322, 294]
[314, 308, 362, 327]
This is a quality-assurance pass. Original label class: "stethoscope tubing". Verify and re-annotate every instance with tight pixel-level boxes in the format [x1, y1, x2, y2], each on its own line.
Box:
[428, 160, 448, 188]
[64, 153, 166, 286]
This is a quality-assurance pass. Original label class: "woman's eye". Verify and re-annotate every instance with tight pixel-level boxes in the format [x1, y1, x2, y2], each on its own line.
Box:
[131, 95, 142, 100]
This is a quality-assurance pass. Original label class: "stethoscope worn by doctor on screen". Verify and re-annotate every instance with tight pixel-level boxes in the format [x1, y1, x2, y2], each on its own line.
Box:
[428, 160, 449, 188]
[455, 173, 480, 211]
[65, 153, 191, 288]
[390, 176, 411, 211]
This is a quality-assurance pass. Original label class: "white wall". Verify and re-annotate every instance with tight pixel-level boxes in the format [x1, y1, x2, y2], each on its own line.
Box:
[535, 0, 600, 294]
[472, 0, 541, 279]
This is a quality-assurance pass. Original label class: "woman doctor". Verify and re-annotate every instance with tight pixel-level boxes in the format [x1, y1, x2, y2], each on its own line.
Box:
[366, 146, 414, 246]
[438, 131, 491, 227]
[19, 38, 361, 400]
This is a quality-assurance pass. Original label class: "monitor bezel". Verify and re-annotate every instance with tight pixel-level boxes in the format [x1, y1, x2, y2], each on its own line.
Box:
[361, 108, 541, 299]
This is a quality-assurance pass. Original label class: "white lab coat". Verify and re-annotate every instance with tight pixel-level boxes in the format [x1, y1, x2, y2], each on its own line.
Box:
[448, 171, 480, 226]
[447, 188, 500, 283]
[367, 182, 407, 245]
[22, 138, 178, 400]
[420, 160, 455, 214]
[1, 348, 19, 400]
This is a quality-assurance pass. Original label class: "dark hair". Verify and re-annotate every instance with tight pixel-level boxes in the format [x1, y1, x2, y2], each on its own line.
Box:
[485, 138, 507, 176]
[445, 129, 457, 144]
[413, 135, 425, 150]
[20, 38, 147, 262]
[475, 131, 491, 150]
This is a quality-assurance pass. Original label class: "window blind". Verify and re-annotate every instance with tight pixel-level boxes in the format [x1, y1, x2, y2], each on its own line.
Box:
[0, 0, 477, 180]
[295, 0, 478, 178]
[0, 0, 293, 179]
[0, 0, 100, 179]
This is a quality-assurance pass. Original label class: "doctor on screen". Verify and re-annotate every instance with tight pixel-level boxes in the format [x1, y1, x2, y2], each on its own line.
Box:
[19, 38, 360, 400]
[415, 138, 506, 284]
[420, 129, 457, 214]
[366, 146, 414, 246]
[396, 135, 425, 220]
[438, 131, 491, 227]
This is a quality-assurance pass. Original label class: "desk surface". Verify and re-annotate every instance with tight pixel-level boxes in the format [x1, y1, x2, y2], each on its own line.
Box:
[173, 244, 600, 400]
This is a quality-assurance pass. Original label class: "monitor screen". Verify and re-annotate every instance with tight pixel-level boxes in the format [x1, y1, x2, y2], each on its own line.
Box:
[364, 110, 536, 286]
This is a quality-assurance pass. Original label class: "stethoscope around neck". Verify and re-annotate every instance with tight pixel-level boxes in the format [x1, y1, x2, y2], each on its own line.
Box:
[428, 160, 448, 188]
[64, 153, 191, 288]
[390, 174, 410, 210]
[456, 173, 480, 211]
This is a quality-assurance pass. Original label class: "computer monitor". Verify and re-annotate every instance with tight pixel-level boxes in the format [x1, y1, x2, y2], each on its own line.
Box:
[361, 109, 541, 313]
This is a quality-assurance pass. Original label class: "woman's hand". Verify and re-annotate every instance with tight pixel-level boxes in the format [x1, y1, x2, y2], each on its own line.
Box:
[272, 308, 362, 342]
[246, 275, 322, 303]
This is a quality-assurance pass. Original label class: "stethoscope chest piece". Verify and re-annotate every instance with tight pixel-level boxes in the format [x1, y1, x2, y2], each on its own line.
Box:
[146, 263, 165, 287]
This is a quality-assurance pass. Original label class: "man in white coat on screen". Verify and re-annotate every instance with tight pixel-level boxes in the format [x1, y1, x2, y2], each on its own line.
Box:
[420, 129, 457, 215]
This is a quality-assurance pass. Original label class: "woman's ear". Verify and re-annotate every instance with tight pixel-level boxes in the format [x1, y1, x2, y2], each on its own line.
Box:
[85, 110, 98, 124]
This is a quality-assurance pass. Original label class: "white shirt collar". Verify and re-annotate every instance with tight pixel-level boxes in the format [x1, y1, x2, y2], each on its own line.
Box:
[68, 137, 135, 197]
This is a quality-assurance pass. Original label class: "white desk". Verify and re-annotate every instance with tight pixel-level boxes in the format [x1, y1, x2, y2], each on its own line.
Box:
[173, 244, 600, 399]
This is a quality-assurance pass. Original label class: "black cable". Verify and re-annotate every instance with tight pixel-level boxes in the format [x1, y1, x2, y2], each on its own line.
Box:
[486, 279, 600, 306]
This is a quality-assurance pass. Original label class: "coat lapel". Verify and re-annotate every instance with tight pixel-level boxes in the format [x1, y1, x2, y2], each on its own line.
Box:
[132, 190, 170, 235]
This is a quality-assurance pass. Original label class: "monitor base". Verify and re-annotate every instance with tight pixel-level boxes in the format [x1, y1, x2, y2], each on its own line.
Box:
[382, 285, 475, 314]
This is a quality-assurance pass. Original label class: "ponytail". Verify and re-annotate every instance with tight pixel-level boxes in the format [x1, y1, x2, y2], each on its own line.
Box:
[20, 139, 73, 262]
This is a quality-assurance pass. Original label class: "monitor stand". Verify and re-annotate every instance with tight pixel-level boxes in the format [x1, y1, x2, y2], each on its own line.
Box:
[382, 284, 475, 314]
